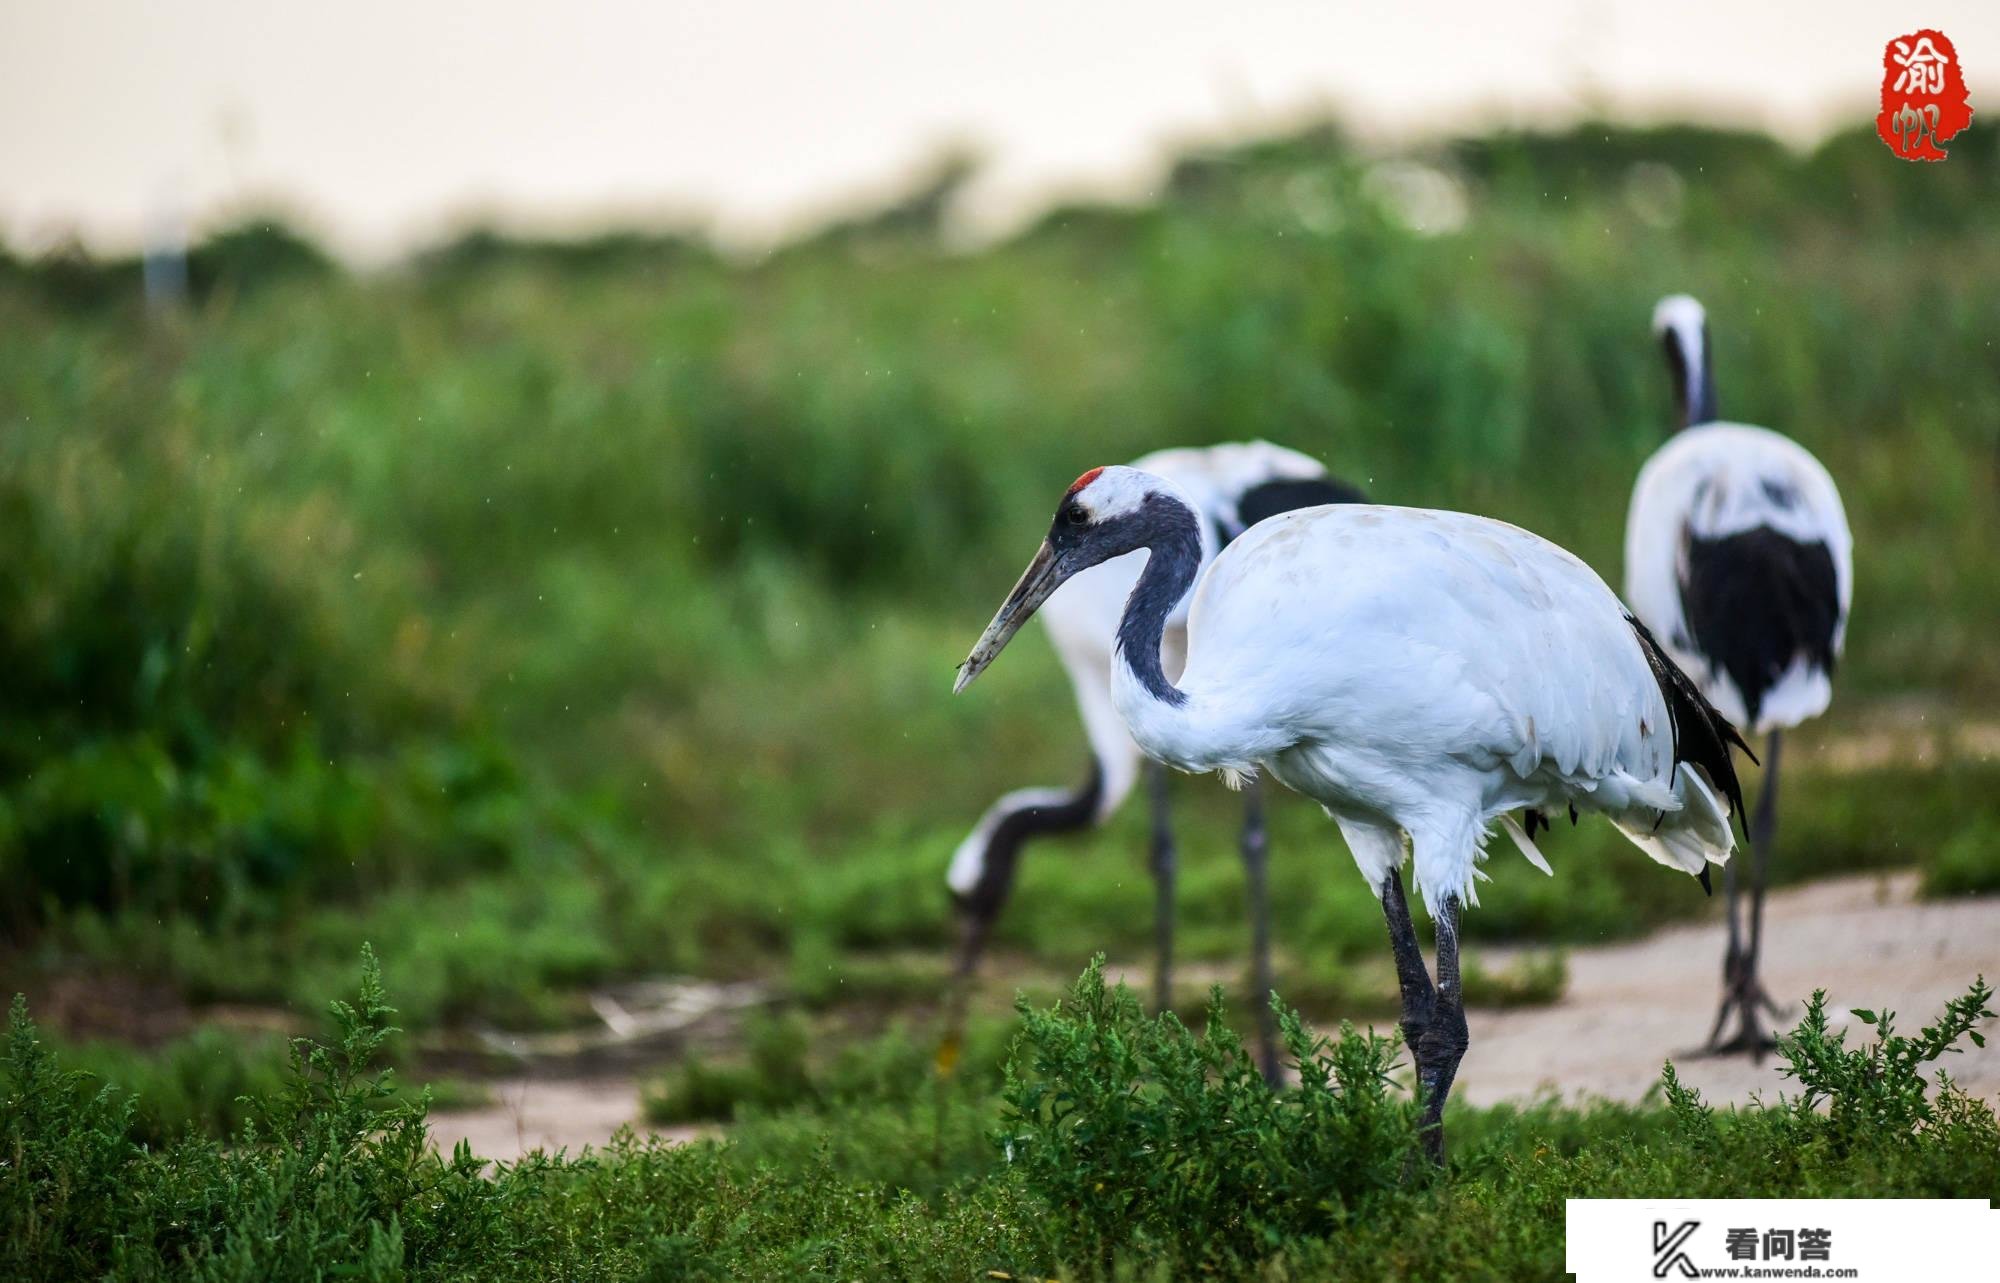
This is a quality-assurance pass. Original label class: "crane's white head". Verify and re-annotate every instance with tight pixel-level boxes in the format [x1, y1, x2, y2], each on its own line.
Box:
[1651, 293, 1707, 343]
[954, 465, 1194, 694]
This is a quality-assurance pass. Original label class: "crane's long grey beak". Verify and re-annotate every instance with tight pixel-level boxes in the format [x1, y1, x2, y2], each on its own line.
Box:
[954, 541, 1064, 694]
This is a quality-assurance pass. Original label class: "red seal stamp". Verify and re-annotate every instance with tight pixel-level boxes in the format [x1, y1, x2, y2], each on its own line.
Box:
[1876, 30, 1973, 161]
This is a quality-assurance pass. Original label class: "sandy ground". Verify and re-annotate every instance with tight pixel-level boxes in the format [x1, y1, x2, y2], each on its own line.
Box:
[427, 1077, 715, 1162]
[429, 873, 1999, 1162]
[1458, 872, 2000, 1107]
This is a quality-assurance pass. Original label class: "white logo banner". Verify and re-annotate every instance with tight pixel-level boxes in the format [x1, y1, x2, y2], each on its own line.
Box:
[1566, 1199, 1997, 1280]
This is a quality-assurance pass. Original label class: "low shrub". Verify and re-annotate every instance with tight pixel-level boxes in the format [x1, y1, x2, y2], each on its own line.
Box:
[5, 953, 1995, 1281]
[1002, 958, 1417, 1275]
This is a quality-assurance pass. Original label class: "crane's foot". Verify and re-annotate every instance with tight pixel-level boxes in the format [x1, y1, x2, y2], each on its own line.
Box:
[1688, 972, 1783, 1060]
[1703, 1022, 1781, 1059]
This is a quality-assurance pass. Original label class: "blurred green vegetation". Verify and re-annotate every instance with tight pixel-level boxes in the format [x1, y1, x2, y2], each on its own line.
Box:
[3, 116, 1998, 1052]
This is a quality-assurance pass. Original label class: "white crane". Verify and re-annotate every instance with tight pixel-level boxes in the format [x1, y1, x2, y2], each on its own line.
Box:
[948, 441, 1363, 1082]
[1626, 294, 1853, 1055]
[955, 466, 1748, 1162]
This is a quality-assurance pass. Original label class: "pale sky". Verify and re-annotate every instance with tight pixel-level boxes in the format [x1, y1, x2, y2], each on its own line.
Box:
[1, 2, 1992, 261]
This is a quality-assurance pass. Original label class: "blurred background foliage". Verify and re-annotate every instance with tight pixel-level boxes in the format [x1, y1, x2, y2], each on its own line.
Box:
[2, 116, 1997, 1039]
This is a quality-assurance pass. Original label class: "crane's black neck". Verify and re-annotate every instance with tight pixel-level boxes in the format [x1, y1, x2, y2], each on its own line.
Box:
[961, 759, 1104, 918]
[1112, 495, 1203, 708]
[1661, 325, 1719, 430]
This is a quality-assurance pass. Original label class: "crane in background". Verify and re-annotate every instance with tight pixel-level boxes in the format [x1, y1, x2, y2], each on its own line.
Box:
[948, 441, 1363, 1083]
[1625, 294, 1853, 1055]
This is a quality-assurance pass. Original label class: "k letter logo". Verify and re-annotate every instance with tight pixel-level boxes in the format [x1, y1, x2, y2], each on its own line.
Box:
[1652, 1220, 1700, 1279]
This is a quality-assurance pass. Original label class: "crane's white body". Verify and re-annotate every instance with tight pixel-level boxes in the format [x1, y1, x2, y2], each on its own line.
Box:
[1107, 496, 1735, 918]
[1624, 423, 1853, 733]
[946, 441, 1328, 896]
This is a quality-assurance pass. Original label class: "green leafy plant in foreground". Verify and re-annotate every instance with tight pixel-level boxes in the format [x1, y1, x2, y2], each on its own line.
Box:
[5, 954, 1997, 1281]
[1, 950, 1034, 1281]
[1777, 978, 1996, 1146]
[2, 945, 442, 1281]
[998, 967, 2000, 1277]
[1001, 957, 1417, 1274]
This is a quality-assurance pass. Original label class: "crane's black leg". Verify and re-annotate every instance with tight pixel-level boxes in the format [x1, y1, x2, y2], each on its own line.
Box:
[939, 911, 993, 1077]
[1704, 855, 1747, 1049]
[1703, 729, 1783, 1058]
[1240, 779, 1280, 1085]
[1414, 894, 1468, 1167]
[1380, 869, 1434, 1057]
[1738, 730, 1784, 1047]
[1147, 761, 1176, 1015]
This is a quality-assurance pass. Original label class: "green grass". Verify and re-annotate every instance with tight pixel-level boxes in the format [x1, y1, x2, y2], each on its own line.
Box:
[6, 954, 1995, 1281]
[21, 740, 1992, 1049]
[1926, 817, 2000, 897]
[48, 1026, 291, 1146]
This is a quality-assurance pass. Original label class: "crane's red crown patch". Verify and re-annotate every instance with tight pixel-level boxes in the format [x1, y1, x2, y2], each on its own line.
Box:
[1877, 30, 1973, 161]
[1066, 467, 1105, 495]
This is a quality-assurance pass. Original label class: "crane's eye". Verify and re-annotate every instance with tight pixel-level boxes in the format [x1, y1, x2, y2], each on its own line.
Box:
[1063, 503, 1088, 526]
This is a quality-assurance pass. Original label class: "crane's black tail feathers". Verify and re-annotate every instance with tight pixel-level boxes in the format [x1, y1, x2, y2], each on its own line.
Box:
[1628, 614, 1754, 835]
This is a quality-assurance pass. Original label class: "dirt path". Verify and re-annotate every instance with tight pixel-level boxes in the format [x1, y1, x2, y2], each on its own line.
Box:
[428, 873, 1998, 1162]
[427, 1078, 715, 1162]
[1459, 872, 2000, 1107]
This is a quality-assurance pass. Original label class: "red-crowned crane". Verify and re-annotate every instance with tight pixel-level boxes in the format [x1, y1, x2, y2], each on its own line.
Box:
[948, 441, 1363, 1082]
[1626, 294, 1853, 1055]
[955, 466, 1748, 1163]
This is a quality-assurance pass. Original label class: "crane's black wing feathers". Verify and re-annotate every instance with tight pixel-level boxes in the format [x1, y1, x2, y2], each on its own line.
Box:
[1679, 526, 1840, 727]
[1628, 614, 1754, 832]
[1233, 476, 1369, 534]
